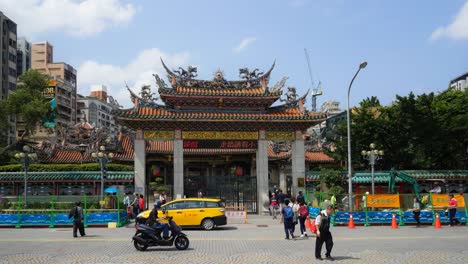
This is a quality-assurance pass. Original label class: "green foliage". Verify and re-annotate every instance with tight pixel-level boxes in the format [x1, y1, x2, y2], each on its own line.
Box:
[0, 70, 51, 139]
[149, 177, 170, 194]
[319, 168, 345, 195]
[0, 163, 134, 172]
[325, 89, 468, 170]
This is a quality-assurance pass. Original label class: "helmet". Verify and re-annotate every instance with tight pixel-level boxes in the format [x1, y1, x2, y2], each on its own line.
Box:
[153, 201, 162, 209]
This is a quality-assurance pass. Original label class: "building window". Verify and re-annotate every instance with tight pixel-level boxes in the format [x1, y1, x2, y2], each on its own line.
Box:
[89, 103, 97, 124]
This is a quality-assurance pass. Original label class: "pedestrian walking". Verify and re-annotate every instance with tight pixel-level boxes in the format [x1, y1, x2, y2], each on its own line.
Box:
[138, 194, 145, 213]
[131, 193, 139, 218]
[296, 191, 305, 204]
[280, 199, 295, 239]
[448, 194, 460, 226]
[315, 205, 334, 261]
[412, 197, 421, 227]
[298, 201, 309, 237]
[289, 198, 299, 236]
[269, 194, 279, 219]
[277, 190, 285, 214]
[68, 201, 85, 238]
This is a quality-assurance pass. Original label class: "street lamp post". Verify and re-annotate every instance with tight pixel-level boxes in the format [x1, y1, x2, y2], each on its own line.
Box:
[91, 146, 114, 203]
[347, 61, 367, 212]
[361, 143, 384, 194]
[14, 145, 37, 208]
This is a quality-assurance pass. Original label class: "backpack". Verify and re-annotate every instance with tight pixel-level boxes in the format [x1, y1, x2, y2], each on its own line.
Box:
[299, 205, 309, 217]
[283, 206, 293, 219]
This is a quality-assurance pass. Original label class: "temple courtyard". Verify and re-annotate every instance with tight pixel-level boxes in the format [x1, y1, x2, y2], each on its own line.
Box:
[0, 216, 466, 263]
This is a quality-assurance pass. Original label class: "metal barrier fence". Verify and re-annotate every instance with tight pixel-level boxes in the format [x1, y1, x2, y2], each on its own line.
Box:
[0, 195, 129, 228]
[304, 192, 467, 226]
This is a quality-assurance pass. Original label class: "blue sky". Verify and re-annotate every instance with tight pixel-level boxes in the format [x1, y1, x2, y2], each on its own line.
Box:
[2, 0, 468, 109]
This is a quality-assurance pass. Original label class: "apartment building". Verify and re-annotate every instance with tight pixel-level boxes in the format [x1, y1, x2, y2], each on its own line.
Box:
[77, 85, 116, 135]
[16, 37, 31, 76]
[320, 100, 342, 116]
[449, 72, 468, 91]
[0, 11, 17, 145]
[18, 42, 78, 143]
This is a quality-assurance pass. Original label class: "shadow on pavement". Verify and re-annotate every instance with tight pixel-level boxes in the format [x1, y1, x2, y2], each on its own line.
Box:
[143, 247, 195, 252]
[181, 226, 238, 231]
[332, 256, 360, 261]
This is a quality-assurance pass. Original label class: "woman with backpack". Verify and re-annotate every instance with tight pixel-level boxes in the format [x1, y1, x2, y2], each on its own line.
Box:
[298, 202, 309, 237]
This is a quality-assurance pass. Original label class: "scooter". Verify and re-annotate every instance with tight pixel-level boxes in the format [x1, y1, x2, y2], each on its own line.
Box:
[132, 216, 189, 251]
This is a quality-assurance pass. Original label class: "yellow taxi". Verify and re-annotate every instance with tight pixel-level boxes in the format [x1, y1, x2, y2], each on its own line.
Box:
[137, 198, 227, 230]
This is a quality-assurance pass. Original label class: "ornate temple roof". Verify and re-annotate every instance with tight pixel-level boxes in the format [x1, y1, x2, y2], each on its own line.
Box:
[159, 58, 276, 91]
[38, 132, 333, 163]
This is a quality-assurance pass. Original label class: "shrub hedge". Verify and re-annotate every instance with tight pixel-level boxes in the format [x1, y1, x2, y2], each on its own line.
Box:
[0, 163, 134, 172]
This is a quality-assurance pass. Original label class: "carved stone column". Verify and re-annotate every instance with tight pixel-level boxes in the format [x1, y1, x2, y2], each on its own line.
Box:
[173, 130, 184, 199]
[134, 129, 146, 195]
[291, 130, 305, 196]
[256, 130, 269, 214]
[279, 164, 286, 193]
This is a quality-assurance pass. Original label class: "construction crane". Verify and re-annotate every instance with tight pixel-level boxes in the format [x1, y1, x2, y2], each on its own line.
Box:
[304, 48, 323, 112]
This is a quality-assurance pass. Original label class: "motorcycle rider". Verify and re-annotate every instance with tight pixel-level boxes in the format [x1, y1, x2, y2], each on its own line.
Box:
[147, 201, 170, 240]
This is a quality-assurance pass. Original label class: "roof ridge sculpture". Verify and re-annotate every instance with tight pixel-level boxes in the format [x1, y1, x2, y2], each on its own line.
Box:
[159, 57, 275, 90]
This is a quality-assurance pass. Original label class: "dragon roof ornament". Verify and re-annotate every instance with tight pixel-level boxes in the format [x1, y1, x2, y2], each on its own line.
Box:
[126, 82, 162, 109]
[160, 57, 276, 90]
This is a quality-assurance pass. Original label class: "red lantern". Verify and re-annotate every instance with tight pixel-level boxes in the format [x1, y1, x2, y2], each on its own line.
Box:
[235, 167, 243, 177]
[153, 167, 161, 177]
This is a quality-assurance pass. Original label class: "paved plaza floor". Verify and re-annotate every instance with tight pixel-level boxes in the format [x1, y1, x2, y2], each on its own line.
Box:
[0, 216, 467, 264]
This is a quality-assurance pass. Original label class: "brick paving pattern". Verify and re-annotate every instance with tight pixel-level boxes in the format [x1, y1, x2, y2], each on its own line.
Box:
[0, 216, 467, 263]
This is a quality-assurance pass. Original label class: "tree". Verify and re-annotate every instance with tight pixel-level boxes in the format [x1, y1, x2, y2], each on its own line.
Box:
[0, 70, 51, 141]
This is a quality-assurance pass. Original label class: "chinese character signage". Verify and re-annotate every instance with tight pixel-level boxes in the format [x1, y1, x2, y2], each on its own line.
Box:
[366, 194, 400, 208]
[144, 131, 174, 140]
[183, 140, 258, 149]
[266, 131, 295, 141]
[432, 194, 465, 207]
[182, 131, 258, 140]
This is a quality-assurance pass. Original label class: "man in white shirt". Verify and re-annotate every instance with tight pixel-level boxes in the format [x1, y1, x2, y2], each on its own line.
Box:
[315, 205, 334, 261]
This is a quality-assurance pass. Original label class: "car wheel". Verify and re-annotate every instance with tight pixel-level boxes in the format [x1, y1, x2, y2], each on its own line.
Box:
[174, 236, 189, 250]
[201, 218, 215, 230]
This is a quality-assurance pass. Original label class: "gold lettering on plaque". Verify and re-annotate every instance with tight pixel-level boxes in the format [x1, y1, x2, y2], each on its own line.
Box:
[182, 131, 258, 140]
[144, 131, 174, 140]
[266, 131, 295, 141]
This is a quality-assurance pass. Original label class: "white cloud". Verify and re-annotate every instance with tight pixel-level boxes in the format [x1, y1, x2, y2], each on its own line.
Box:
[233, 37, 257, 53]
[0, 0, 136, 37]
[431, 2, 468, 40]
[78, 48, 190, 108]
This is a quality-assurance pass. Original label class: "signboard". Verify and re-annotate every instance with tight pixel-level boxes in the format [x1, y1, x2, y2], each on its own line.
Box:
[144, 131, 174, 140]
[366, 194, 400, 208]
[42, 80, 56, 98]
[182, 131, 258, 140]
[183, 140, 257, 149]
[42, 98, 56, 128]
[266, 131, 295, 141]
[431, 194, 465, 207]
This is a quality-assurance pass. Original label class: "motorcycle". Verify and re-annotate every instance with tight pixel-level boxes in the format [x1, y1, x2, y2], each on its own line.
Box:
[132, 216, 189, 251]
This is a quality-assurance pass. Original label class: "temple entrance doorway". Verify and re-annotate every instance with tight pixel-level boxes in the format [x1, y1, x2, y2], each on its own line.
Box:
[184, 162, 257, 213]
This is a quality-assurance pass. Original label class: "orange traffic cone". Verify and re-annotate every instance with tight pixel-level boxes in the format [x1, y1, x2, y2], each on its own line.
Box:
[434, 213, 442, 229]
[305, 217, 311, 229]
[391, 214, 398, 229]
[348, 213, 355, 229]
